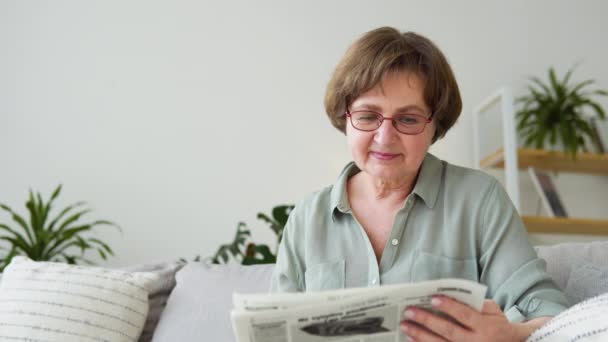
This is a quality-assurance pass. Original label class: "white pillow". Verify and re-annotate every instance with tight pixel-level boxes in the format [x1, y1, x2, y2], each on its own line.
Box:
[527, 292, 608, 342]
[0, 257, 159, 342]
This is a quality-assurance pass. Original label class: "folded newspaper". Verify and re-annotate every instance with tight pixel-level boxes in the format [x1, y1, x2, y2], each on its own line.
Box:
[231, 278, 487, 342]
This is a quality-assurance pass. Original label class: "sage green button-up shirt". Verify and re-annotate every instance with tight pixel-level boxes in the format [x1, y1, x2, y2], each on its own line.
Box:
[270, 153, 568, 322]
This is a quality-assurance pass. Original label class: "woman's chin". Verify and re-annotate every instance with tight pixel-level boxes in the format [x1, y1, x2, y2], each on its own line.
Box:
[365, 166, 403, 181]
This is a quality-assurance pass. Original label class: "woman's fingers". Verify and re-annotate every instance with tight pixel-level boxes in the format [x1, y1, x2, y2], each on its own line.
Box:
[402, 306, 472, 342]
[401, 320, 448, 342]
[429, 295, 481, 329]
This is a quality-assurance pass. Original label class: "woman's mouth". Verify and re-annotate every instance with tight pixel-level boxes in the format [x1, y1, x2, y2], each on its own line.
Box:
[370, 151, 400, 160]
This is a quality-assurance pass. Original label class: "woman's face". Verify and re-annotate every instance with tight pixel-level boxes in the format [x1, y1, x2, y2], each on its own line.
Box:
[346, 70, 435, 183]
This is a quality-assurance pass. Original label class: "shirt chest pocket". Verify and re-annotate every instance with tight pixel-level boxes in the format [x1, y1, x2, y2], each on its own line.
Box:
[411, 250, 478, 282]
[304, 260, 345, 291]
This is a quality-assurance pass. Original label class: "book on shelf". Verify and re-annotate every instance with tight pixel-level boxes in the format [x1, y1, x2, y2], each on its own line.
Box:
[528, 167, 568, 218]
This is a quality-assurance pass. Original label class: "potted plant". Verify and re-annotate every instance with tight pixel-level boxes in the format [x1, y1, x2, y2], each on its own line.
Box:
[516, 66, 608, 157]
[0, 185, 120, 271]
[210, 204, 294, 265]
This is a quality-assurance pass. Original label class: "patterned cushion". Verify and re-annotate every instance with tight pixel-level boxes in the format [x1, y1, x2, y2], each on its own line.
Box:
[0, 257, 159, 342]
[527, 292, 608, 342]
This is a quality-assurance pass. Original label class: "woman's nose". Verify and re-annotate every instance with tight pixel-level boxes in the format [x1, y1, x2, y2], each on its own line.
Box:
[374, 118, 399, 143]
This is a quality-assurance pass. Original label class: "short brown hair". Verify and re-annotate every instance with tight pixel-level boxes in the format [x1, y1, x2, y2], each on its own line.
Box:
[324, 27, 462, 142]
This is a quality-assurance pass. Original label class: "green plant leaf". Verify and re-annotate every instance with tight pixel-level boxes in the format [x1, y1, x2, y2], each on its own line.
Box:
[43, 240, 85, 261]
[272, 205, 293, 227]
[43, 216, 120, 259]
[50, 185, 62, 201]
[0, 236, 32, 255]
[36, 192, 45, 222]
[210, 222, 250, 264]
[549, 125, 557, 145]
[26, 191, 41, 234]
[0, 223, 31, 247]
[584, 99, 606, 119]
[593, 89, 608, 96]
[529, 77, 552, 96]
[0, 203, 35, 246]
[55, 209, 92, 233]
[0, 247, 19, 272]
[90, 220, 123, 234]
[569, 79, 595, 97]
[98, 248, 107, 260]
[58, 253, 78, 264]
[256, 205, 294, 243]
[88, 238, 114, 255]
[548, 67, 567, 100]
[47, 201, 87, 232]
[243, 244, 276, 265]
[36, 190, 52, 233]
[257, 213, 279, 235]
[41, 225, 94, 259]
[562, 63, 579, 86]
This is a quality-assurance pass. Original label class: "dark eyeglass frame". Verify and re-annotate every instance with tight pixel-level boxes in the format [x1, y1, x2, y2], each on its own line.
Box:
[344, 109, 433, 135]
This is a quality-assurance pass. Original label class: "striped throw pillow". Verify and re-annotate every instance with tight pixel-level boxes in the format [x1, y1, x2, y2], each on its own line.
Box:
[527, 292, 608, 342]
[0, 257, 159, 342]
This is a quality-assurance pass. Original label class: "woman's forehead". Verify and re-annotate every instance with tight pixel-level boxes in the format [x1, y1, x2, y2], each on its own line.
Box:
[351, 71, 429, 112]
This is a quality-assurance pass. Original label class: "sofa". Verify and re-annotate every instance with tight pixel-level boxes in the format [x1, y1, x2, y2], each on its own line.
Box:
[0, 240, 607, 342]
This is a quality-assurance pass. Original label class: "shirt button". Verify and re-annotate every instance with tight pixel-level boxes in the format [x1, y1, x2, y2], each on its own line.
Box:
[528, 298, 541, 312]
[391, 238, 399, 246]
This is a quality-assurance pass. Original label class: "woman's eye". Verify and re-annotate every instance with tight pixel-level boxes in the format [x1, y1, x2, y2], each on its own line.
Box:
[359, 116, 377, 121]
[399, 116, 421, 124]
[354, 113, 379, 121]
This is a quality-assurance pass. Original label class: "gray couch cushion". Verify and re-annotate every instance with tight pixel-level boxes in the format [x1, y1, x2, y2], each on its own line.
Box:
[122, 260, 185, 342]
[535, 241, 608, 304]
[151, 262, 274, 342]
[564, 262, 608, 305]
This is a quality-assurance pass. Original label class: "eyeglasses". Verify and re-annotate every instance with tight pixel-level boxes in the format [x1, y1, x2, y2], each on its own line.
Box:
[345, 110, 433, 135]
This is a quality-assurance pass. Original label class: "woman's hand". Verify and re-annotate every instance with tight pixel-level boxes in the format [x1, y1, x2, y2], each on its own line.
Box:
[400, 296, 528, 342]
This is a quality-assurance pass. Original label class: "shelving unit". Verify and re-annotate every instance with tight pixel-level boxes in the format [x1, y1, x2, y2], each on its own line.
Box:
[473, 87, 608, 235]
[480, 148, 608, 175]
[522, 216, 608, 235]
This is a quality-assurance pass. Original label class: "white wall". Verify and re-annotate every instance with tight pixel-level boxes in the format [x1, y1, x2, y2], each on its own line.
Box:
[1, 0, 607, 267]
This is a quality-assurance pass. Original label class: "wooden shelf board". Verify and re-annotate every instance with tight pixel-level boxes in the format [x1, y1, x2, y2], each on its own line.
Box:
[523, 216, 608, 235]
[480, 148, 608, 175]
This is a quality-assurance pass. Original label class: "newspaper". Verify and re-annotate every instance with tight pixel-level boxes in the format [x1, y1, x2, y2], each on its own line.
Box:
[231, 278, 487, 342]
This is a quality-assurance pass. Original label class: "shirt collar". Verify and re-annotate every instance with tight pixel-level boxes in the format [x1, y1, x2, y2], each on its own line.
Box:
[411, 153, 443, 209]
[330, 153, 444, 219]
[330, 162, 359, 216]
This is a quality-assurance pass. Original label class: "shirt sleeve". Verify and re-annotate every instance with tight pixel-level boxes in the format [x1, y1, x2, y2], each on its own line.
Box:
[478, 179, 569, 322]
[270, 204, 305, 293]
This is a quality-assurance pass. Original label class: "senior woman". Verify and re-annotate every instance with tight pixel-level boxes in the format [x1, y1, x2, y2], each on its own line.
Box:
[270, 27, 568, 341]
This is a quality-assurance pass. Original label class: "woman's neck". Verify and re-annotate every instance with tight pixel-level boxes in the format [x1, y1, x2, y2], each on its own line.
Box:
[356, 171, 417, 205]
